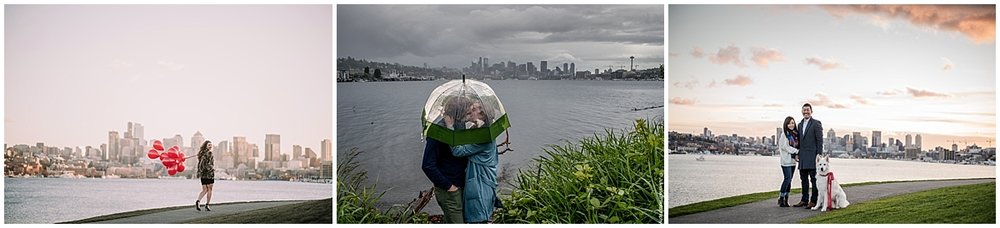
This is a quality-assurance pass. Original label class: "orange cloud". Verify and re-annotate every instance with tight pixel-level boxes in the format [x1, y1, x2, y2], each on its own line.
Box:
[806, 93, 849, 109]
[670, 97, 696, 106]
[906, 86, 950, 98]
[723, 74, 753, 86]
[805, 56, 843, 70]
[709, 45, 747, 67]
[751, 47, 784, 67]
[822, 5, 996, 43]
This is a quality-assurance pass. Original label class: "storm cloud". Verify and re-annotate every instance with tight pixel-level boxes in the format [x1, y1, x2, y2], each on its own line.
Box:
[338, 5, 664, 69]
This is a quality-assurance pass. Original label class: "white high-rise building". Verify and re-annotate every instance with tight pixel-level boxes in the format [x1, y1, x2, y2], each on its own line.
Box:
[265, 134, 281, 161]
[321, 139, 332, 162]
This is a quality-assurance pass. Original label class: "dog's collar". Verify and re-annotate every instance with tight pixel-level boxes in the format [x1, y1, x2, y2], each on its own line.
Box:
[817, 172, 830, 177]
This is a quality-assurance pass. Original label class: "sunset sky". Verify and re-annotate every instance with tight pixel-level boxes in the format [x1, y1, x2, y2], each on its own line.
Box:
[668, 5, 996, 149]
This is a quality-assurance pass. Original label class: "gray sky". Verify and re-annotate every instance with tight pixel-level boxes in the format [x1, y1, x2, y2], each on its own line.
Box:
[337, 5, 664, 72]
[5, 5, 332, 151]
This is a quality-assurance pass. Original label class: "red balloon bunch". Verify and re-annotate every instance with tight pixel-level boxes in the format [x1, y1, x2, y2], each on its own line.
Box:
[147, 140, 187, 175]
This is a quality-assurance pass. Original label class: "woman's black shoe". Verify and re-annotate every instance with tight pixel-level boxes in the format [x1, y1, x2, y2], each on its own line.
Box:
[195, 200, 201, 211]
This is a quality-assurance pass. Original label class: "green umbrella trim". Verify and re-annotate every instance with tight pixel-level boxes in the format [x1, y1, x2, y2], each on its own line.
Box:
[422, 112, 510, 146]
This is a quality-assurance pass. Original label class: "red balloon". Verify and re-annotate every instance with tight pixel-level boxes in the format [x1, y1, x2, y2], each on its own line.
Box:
[159, 152, 169, 161]
[153, 140, 164, 151]
[169, 146, 180, 153]
[177, 164, 186, 172]
[178, 152, 186, 162]
[162, 157, 176, 167]
[167, 167, 177, 176]
[147, 149, 160, 159]
[168, 151, 179, 159]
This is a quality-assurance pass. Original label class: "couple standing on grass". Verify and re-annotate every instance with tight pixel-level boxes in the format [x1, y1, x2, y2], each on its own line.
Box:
[421, 96, 503, 224]
[777, 103, 824, 208]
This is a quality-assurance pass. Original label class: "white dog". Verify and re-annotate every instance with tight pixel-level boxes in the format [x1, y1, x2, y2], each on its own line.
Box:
[812, 155, 849, 211]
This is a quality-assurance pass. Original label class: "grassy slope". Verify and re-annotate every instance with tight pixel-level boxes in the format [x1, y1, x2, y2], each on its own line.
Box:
[185, 198, 332, 224]
[801, 182, 995, 224]
[61, 200, 299, 224]
[668, 178, 995, 218]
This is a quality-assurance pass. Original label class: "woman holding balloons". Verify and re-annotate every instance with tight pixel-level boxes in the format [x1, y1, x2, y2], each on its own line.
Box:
[195, 141, 215, 211]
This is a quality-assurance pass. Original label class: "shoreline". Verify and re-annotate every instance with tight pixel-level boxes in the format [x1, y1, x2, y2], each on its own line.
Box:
[59, 199, 329, 224]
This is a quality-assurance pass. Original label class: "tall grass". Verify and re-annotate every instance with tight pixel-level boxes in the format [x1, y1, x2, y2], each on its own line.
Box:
[496, 119, 664, 223]
[336, 148, 429, 224]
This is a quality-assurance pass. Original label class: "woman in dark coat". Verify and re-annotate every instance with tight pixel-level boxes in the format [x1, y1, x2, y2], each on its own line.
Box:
[195, 140, 215, 211]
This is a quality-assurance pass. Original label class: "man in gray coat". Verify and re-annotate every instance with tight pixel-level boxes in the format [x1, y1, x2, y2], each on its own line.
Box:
[793, 103, 823, 208]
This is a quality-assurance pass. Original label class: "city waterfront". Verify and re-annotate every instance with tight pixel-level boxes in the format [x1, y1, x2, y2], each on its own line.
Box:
[4, 178, 331, 224]
[668, 154, 996, 207]
[337, 80, 663, 213]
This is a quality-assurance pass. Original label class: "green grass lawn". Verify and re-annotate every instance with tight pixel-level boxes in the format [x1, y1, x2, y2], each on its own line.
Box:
[185, 198, 332, 224]
[60, 200, 299, 224]
[668, 178, 994, 218]
[801, 182, 995, 224]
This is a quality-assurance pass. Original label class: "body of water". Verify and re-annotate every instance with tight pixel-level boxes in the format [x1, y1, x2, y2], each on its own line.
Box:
[4, 178, 331, 223]
[668, 154, 996, 207]
[337, 80, 663, 212]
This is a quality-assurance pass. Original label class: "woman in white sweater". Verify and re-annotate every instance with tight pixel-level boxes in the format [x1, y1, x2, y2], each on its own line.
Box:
[777, 116, 800, 207]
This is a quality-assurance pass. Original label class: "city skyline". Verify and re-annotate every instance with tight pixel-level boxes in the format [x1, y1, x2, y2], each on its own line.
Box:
[669, 5, 995, 150]
[337, 5, 664, 73]
[5, 5, 333, 148]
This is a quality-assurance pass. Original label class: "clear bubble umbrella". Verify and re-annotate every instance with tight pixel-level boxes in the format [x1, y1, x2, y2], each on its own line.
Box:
[422, 76, 511, 147]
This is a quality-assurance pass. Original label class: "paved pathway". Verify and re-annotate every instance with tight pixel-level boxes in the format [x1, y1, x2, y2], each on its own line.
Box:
[90, 201, 304, 224]
[670, 179, 995, 224]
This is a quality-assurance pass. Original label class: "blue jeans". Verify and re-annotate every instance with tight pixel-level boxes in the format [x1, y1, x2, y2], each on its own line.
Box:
[779, 165, 796, 197]
[800, 169, 818, 203]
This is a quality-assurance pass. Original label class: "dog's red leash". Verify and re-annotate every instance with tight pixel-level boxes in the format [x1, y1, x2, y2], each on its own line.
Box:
[826, 172, 835, 211]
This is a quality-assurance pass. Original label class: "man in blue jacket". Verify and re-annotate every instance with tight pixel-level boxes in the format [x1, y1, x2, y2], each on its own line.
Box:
[422, 137, 468, 223]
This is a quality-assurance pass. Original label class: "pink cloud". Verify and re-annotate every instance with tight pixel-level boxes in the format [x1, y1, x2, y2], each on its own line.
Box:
[690, 47, 705, 58]
[670, 97, 696, 106]
[806, 93, 849, 109]
[707, 80, 717, 88]
[877, 89, 902, 96]
[709, 45, 747, 67]
[804, 56, 843, 70]
[906, 87, 950, 98]
[672, 79, 699, 89]
[821, 5, 995, 44]
[723, 74, 753, 86]
[942, 57, 954, 71]
[750, 47, 784, 67]
[850, 95, 871, 105]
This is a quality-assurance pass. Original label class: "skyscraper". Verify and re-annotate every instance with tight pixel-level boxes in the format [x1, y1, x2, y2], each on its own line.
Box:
[540, 61, 548, 74]
[108, 131, 120, 162]
[321, 139, 332, 162]
[570, 62, 575, 74]
[191, 131, 205, 150]
[293, 145, 302, 159]
[563, 63, 569, 75]
[905, 134, 912, 147]
[915, 134, 922, 150]
[233, 136, 249, 168]
[775, 128, 781, 146]
[872, 131, 881, 148]
[265, 134, 281, 161]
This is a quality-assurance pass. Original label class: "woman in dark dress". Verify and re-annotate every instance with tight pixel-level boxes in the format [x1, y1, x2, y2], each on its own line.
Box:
[195, 140, 215, 211]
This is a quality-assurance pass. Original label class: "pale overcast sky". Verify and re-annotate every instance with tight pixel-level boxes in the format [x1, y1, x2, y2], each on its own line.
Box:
[669, 5, 995, 149]
[338, 5, 664, 72]
[5, 5, 332, 151]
